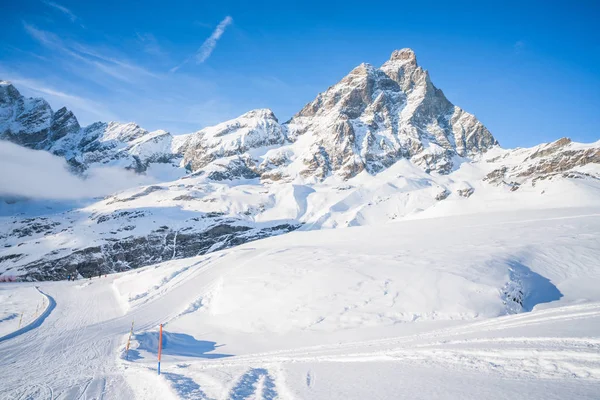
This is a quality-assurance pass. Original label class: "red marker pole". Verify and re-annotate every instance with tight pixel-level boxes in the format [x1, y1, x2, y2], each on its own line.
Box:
[157, 324, 163, 375]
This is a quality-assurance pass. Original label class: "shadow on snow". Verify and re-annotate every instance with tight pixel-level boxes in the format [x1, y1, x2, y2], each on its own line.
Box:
[506, 260, 563, 311]
[133, 330, 233, 359]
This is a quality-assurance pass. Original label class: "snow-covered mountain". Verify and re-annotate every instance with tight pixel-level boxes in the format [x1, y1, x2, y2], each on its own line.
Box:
[1, 49, 497, 180]
[0, 49, 599, 281]
[0, 80, 182, 173]
[285, 48, 496, 179]
[176, 49, 497, 182]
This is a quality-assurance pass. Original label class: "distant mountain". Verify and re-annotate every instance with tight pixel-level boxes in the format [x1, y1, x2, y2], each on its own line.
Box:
[0, 81, 181, 173]
[0, 49, 598, 281]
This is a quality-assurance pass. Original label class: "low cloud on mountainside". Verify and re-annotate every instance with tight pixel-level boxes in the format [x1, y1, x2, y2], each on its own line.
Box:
[0, 141, 154, 200]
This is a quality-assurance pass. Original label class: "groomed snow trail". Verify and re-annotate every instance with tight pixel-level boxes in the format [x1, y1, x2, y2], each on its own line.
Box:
[0, 256, 226, 400]
[0, 280, 137, 399]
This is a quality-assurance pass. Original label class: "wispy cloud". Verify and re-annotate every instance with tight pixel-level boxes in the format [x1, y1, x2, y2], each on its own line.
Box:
[23, 22, 156, 83]
[171, 16, 233, 72]
[23, 22, 60, 47]
[196, 16, 233, 63]
[3, 45, 50, 62]
[14, 20, 240, 133]
[42, 1, 80, 24]
[70, 42, 158, 78]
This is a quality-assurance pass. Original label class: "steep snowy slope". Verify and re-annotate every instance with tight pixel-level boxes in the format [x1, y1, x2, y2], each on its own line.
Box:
[1, 207, 599, 399]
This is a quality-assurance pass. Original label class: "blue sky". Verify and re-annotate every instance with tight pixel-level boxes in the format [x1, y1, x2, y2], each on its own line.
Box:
[1, 0, 598, 148]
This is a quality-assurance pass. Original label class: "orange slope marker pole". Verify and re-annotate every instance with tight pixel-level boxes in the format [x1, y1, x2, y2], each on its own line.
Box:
[157, 324, 163, 375]
[125, 319, 134, 360]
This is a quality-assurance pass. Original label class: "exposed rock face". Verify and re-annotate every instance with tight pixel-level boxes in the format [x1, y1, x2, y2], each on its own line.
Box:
[456, 187, 475, 198]
[205, 157, 262, 181]
[483, 138, 600, 189]
[435, 189, 451, 201]
[17, 221, 298, 281]
[49, 107, 80, 142]
[150, 49, 497, 182]
[0, 81, 54, 147]
[1, 50, 497, 182]
[285, 48, 497, 179]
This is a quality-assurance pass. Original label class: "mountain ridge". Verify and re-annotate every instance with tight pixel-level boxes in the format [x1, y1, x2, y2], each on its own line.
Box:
[0, 48, 498, 181]
[0, 49, 598, 281]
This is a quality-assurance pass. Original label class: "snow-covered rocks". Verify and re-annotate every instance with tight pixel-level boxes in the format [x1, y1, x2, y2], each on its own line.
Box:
[483, 137, 600, 189]
[180, 109, 284, 172]
[2, 146, 599, 281]
[1, 49, 498, 182]
[0, 81, 55, 147]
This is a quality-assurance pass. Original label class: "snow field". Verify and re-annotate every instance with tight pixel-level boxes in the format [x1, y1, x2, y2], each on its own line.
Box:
[1, 207, 600, 399]
[2, 139, 600, 281]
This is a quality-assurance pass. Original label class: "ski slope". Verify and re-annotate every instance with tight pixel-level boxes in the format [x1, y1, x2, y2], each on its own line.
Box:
[1, 207, 599, 399]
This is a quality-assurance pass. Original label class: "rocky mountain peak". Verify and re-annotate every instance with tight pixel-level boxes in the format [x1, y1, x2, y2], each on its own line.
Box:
[381, 48, 428, 92]
[389, 48, 417, 65]
[282, 49, 498, 179]
[0, 79, 54, 148]
[348, 63, 377, 76]
[49, 107, 80, 142]
[179, 108, 285, 172]
[0, 80, 22, 105]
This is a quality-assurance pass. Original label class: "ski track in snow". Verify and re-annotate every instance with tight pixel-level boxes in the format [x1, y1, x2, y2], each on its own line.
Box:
[2, 290, 600, 399]
[0, 287, 54, 343]
[123, 304, 600, 399]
